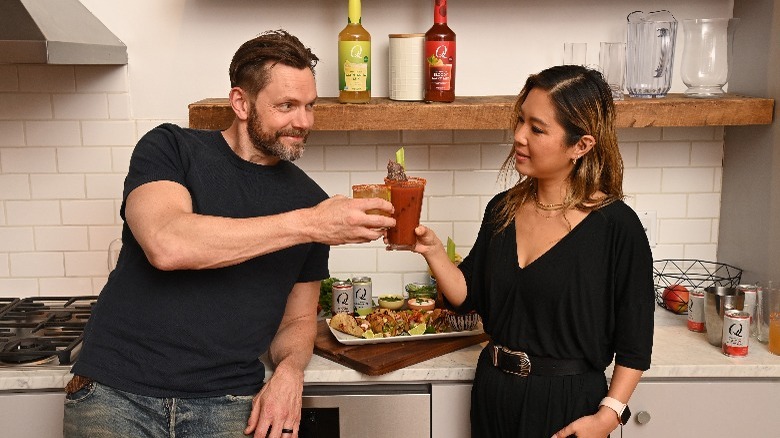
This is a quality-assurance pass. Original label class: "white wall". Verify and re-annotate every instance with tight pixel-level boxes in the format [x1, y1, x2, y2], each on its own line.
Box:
[0, 0, 736, 297]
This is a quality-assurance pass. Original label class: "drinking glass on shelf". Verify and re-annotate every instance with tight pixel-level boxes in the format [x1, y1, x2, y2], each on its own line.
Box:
[563, 42, 587, 65]
[760, 281, 780, 354]
[599, 42, 626, 100]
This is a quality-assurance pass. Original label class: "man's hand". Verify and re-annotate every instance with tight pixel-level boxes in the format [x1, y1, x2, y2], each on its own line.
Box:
[244, 362, 304, 437]
[308, 195, 394, 245]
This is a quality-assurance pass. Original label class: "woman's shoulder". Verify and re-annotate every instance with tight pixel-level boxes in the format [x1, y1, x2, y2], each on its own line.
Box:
[594, 199, 645, 231]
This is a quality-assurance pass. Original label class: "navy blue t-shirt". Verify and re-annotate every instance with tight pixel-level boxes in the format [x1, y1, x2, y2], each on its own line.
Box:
[73, 124, 329, 398]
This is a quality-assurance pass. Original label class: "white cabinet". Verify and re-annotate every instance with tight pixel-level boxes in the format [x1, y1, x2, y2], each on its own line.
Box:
[623, 380, 780, 437]
[431, 383, 472, 438]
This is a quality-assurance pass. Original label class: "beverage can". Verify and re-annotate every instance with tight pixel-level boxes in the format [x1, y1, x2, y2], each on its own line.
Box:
[687, 288, 706, 332]
[352, 276, 373, 316]
[738, 284, 757, 335]
[331, 281, 354, 315]
[722, 310, 750, 357]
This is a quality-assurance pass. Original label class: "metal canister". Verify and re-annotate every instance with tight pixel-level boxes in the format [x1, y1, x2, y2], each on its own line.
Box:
[352, 276, 373, 316]
[687, 288, 706, 332]
[738, 284, 757, 335]
[722, 310, 750, 357]
[331, 281, 354, 315]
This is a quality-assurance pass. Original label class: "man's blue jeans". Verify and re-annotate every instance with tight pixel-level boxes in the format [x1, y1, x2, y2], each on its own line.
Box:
[64, 380, 254, 437]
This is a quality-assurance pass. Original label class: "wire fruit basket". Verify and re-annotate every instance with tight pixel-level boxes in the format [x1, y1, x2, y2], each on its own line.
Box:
[652, 259, 743, 313]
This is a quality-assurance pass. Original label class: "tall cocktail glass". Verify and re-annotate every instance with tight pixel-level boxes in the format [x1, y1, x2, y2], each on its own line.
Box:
[384, 177, 426, 251]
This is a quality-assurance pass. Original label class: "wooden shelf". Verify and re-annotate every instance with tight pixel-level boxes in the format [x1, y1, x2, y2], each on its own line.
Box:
[189, 94, 774, 131]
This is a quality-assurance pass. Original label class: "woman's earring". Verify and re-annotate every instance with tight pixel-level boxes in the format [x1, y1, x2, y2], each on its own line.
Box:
[572, 155, 579, 165]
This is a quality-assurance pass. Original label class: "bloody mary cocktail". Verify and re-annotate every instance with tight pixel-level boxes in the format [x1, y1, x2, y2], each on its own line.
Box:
[384, 177, 426, 251]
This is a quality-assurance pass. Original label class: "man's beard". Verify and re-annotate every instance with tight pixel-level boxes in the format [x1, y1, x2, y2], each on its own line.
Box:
[247, 105, 308, 162]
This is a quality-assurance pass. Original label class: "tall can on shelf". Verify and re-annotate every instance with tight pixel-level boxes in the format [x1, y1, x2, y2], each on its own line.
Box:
[424, 0, 456, 102]
[338, 0, 371, 103]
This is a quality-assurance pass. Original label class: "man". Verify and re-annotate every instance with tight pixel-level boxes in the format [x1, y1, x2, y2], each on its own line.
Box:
[63, 30, 394, 438]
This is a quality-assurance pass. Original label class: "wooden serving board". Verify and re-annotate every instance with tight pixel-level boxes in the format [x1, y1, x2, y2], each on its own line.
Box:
[313, 319, 490, 376]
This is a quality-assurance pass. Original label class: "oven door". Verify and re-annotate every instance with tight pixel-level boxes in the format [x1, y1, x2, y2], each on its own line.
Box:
[301, 384, 431, 438]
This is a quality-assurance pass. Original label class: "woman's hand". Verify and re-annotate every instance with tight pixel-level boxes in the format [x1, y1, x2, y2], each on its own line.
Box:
[550, 407, 619, 438]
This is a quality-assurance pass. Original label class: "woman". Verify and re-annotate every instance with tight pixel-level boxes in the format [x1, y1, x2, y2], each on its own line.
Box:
[413, 65, 654, 437]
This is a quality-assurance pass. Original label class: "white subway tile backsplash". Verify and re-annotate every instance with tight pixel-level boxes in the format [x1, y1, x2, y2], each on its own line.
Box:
[5, 200, 61, 226]
[324, 145, 377, 171]
[82, 121, 136, 146]
[61, 200, 117, 225]
[0, 254, 8, 277]
[623, 168, 662, 193]
[454, 130, 507, 144]
[659, 219, 713, 244]
[53, 94, 108, 120]
[683, 244, 718, 261]
[0, 68, 733, 294]
[327, 247, 377, 273]
[40, 277, 96, 295]
[10, 252, 64, 277]
[87, 226, 122, 250]
[480, 143, 510, 170]
[75, 66, 129, 92]
[18, 65, 76, 92]
[30, 174, 85, 199]
[111, 146, 134, 173]
[350, 130, 399, 145]
[430, 144, 481, 170]
[107, 94, 131, 120]
[0, 174, 31, 199]
[453, 170, 501, 195]
[690, 141, 724, 167]
[638, 142, 691, 167]
[58, 147, 113, 173]
[35, 226, 89, 251]
[687, 193, 721, 218]
[0, 122, 24, 146]
[402, 130, 453, 145]
[617, 127, 662, 142]
[0, 94, 52, 120]
[428, 196, 481, 221]
[1, 147, 57, 173]
[25, 121, 81, 146]
[85, 174, 125, 199]
[65, 251, 110, 276]
[662, 127, 717, 141]
[0, 227, 34, 251]
[0, 66, 18, 92]
[0, 279, 39, 297]
[619, 143, 639, 167]
[661, 168, 715, 193]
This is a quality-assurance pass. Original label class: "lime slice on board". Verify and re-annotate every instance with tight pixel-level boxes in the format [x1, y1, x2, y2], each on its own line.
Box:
[408, 323, 427, 336]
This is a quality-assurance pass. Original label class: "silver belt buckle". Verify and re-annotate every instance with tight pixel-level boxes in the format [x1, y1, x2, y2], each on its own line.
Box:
[500, 345, 532, 377]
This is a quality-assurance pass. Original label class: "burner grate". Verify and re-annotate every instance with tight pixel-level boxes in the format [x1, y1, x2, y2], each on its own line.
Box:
[0, 296, 97, 366]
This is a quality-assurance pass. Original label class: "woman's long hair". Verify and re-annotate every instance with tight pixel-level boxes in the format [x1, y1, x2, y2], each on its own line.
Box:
[493, 65, 624, 233]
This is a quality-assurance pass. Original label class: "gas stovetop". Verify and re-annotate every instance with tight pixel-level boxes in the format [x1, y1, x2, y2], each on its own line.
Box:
[0, 296, 98, 366]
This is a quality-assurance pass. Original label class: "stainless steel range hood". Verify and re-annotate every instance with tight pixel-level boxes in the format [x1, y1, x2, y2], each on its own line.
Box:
[0, 0, 127, 65]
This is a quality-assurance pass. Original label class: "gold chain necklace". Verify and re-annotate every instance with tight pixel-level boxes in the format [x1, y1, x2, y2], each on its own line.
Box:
[533, 191, 564, 211]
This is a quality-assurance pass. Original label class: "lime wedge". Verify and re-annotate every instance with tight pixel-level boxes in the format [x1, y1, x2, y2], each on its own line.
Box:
[396, 147, 405, 169]
[408, 323, 426, 336]
[363, 330, 376, 339]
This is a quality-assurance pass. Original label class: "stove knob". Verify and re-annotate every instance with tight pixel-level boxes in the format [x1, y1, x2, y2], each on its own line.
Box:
[636, 410, 652, 424]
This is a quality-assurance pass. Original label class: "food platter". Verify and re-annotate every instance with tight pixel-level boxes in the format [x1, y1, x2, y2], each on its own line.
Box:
[326, 318, 484, 345]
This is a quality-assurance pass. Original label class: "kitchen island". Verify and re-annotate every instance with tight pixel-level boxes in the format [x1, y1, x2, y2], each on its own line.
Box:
[2, 310, 778, 437]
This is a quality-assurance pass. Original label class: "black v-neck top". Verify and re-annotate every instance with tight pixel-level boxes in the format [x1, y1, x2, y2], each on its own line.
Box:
[457, 190, 654, 372]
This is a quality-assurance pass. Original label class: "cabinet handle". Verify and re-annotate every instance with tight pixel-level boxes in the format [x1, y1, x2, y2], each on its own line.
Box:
[636, 410, 652, 424]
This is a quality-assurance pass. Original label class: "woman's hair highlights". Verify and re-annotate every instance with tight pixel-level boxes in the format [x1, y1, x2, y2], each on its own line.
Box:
[494, 65, 624, 232]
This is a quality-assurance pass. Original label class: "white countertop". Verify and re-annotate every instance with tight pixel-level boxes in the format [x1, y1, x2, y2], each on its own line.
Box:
[3, 310, 779, 392]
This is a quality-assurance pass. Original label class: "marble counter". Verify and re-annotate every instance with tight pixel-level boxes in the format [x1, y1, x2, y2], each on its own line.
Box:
[3, 311, 779, 393]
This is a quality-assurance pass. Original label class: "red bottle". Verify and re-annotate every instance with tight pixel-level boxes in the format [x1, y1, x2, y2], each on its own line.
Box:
[424, 0, 456, 102]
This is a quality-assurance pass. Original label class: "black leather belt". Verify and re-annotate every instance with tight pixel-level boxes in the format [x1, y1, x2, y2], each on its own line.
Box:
[488, 342, 592, 377]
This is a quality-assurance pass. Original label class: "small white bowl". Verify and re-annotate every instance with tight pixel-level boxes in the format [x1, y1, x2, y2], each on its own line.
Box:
[378, 295, 405, 310]
[407, 298, 435, 312]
